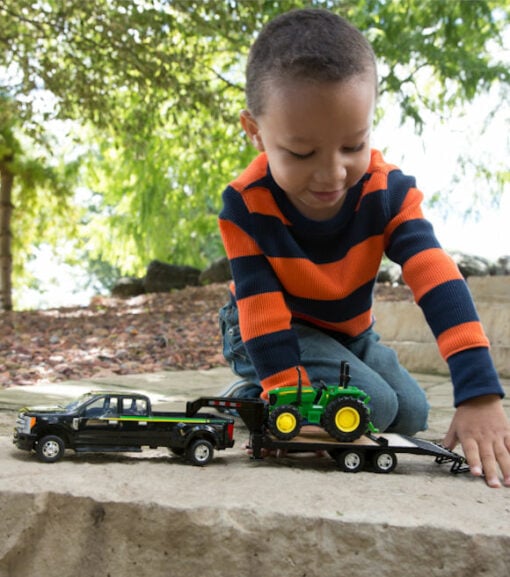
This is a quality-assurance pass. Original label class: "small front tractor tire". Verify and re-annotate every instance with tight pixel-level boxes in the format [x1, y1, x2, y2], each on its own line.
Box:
[268, 405, 302, 440]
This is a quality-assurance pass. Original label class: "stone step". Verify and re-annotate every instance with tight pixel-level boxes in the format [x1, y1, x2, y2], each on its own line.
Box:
[374, 276, 510, 377]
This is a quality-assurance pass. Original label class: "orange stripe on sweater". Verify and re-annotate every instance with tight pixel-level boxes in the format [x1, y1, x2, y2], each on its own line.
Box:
[260, 366, 312, 400]
[362, 170, 390, 197]
[238, 292, 291, 341]
[437, 322, 490, 360]
[219, 220, 263, 259]
[355, 150, 398, 205]
[230, 153, 268, 191]
[269, 236, 383, 299]
[242, 187, 291, 223]
[402, 248, 463, 302]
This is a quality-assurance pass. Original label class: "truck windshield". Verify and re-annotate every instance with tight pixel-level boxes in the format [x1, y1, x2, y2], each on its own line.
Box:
[64, 393, 96, 412]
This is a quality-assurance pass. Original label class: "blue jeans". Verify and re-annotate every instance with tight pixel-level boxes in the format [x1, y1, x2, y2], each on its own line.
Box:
[219, 303, 429, 435]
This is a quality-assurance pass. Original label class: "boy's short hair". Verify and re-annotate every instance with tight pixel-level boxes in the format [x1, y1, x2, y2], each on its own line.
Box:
[246, 8, 377, 116]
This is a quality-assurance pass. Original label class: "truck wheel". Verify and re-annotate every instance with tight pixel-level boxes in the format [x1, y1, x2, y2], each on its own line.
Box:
[187, 439, 214, 466]
[268, 406, 302, 440]
[323, 397, 368, 442]
[336, 450, 365, 473]
[36, 435, 65, 463]
[371, 450, 398, 474]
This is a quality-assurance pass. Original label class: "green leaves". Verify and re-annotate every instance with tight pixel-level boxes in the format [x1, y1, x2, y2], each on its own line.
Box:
[0, 0, 508, 306]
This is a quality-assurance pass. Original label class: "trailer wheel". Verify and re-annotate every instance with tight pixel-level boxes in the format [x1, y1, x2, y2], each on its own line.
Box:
[323, 397, 369, 442]
[371, 450, 398, 474]
[336, 450, 365, 473]
[187, 439, 214, 466]
[268, 406, 302, 440]
[36, 435, 65, 463]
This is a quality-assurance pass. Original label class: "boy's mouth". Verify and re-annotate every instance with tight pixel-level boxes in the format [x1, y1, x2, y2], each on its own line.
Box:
[310, 189, 344, 203]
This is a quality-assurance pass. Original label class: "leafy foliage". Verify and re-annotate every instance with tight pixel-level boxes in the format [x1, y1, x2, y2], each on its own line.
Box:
[0, 0, 509, 299]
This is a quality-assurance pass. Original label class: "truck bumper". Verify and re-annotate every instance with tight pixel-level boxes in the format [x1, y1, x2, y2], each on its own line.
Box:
[13, 432, 37, 451]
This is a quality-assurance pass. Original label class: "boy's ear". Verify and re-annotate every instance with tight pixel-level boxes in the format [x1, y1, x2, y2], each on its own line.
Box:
[240, 110, 264, 151]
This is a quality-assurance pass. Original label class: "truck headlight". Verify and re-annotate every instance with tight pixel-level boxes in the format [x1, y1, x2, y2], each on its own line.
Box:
[16, 415, 36, 435]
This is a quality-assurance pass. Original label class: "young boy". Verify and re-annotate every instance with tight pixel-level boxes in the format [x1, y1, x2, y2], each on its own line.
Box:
[218, 8, 510, 487]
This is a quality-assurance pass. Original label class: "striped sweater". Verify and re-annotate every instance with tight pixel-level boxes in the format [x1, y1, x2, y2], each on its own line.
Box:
[219, 150, 503, 406]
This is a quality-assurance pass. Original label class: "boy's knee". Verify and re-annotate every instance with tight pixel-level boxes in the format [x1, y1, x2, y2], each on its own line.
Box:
[387, 389, 430, 436]
[366, 387, 399, 432]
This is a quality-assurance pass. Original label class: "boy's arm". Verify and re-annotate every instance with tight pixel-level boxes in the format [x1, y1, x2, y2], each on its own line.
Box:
[219, 198, 311, 397]
[385, 178, 508, 485]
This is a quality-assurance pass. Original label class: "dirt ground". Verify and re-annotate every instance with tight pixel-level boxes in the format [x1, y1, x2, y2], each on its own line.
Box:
[1, 282, 412, 389]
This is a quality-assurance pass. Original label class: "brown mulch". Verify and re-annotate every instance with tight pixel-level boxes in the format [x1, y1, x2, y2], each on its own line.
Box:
[0, 282, 412, 389]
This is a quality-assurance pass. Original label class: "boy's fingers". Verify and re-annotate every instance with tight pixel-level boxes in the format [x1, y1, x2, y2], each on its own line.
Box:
[461, 437, 483, 477]
[463, 437, 510, 488]
[479, 449, 501, 488]
[494, 436, 510, 486]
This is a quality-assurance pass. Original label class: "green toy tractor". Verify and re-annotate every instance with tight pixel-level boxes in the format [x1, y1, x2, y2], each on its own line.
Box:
[267, 361, 377, 442]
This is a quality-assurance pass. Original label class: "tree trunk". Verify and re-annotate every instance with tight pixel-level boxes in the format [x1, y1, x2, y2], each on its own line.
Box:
[0, 157, 14, 311]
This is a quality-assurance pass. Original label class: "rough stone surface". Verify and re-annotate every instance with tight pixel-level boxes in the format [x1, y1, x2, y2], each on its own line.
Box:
[374, 276, 510, 377]
[199, 257, 232, 285]
[110, 276, 146, 298]
[449, 251, 492, 277]
[0, 368, 509, 577]
[143, 260, 201, 293]
[491, 255, 510, 275]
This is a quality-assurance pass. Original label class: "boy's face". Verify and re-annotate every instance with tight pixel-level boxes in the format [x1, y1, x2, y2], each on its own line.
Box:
[241, 76, 375, 221]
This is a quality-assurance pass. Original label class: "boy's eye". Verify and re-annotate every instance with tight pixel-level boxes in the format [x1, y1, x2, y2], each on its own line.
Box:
[288, 150, 314, 159]
[343, 143, 365, 153]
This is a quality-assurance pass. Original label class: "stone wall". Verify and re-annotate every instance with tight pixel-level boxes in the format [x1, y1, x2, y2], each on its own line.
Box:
[374, 276, 510, 377]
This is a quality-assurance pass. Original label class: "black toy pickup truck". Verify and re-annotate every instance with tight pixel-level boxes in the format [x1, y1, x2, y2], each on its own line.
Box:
[13, 391, 235, 466]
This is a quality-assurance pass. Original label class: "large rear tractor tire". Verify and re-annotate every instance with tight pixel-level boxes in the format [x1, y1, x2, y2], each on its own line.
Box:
[322, 397, 369, 442]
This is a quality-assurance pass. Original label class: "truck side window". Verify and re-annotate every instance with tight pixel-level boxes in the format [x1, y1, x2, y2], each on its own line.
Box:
[122, 398, 147, 416]
[84, 397, 108, 419]
[104, 397, 118, 417]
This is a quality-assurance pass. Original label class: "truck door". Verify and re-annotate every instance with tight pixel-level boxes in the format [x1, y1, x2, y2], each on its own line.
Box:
[117, 396, 152, 445]
[73, 396, 121, 446]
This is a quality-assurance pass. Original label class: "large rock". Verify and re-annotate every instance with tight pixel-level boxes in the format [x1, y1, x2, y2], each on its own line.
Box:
[143, 260, 201, 293]
[377, 261, 402, 285]
[449, 251, 491, 278]
[111, 276, 145, 298]
[1, 488, 509, 577]
[199, 257, 232, 285]
[490, 255, 510, 276]
[1, 369, 509, 577]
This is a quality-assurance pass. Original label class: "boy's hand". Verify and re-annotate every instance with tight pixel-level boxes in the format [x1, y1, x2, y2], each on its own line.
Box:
[444, 395, 510, 488]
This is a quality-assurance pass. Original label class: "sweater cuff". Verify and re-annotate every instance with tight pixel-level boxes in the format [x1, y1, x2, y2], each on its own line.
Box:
[447, 347, 504, 407]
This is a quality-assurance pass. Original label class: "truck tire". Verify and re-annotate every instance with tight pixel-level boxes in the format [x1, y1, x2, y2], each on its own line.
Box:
[187, 439, 214, 466]
[371, 450, 398, 474]
[336, 449, 365, 473]
[36, 435, 65, 463]
[268, 405, 302, 440]
[322, 397, 369, 442]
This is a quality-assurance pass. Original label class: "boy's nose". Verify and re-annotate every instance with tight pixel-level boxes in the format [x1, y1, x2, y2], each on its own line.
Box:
[315, 155, 348, 187]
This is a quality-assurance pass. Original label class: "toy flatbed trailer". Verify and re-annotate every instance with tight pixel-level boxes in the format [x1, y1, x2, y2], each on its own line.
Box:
[186, 396, 469, 475]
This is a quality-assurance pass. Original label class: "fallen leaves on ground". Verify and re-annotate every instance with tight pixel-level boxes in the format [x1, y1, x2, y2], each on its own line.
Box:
[1, 283, 232, 388]
[0, 282, 412, 389]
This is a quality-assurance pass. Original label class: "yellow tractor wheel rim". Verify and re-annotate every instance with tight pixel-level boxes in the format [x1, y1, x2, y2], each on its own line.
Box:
[276, 412, 297, 434]
[335, 407, 360, 432]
